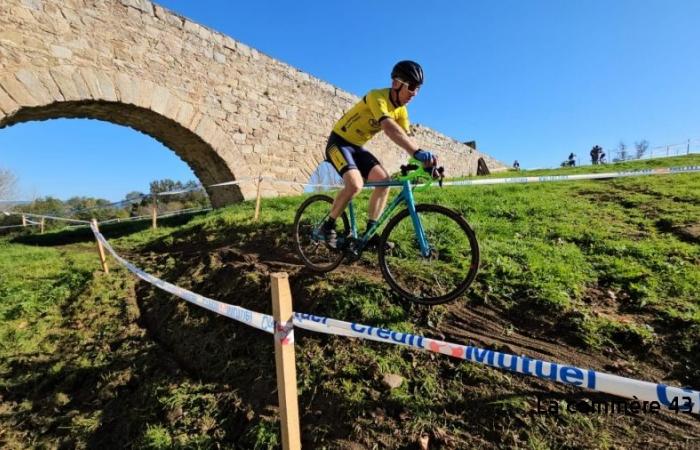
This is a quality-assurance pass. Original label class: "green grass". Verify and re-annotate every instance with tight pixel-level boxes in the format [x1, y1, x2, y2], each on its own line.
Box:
[1, 154, 699, 448]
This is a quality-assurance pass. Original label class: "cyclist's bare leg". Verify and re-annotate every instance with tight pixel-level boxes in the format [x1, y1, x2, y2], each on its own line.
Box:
[367, 165, 390, 221]
[329, 169, 363, 219]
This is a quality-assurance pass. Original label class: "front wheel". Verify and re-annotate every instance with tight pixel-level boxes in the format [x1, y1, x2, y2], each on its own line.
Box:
[293, 195, 349, 272]
[378, 204, 479, 305]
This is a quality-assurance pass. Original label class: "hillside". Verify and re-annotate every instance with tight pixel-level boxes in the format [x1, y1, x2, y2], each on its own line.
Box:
[1, 155, 699, 449]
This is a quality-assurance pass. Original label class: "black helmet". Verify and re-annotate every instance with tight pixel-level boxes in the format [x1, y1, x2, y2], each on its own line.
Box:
[391, 60, 424, 85]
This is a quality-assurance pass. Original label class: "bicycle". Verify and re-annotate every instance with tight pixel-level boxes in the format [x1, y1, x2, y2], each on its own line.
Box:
[293, 159, 480, 305]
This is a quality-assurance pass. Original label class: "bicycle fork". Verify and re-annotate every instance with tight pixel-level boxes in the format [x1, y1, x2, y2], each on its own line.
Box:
[403, 181, 431, 257]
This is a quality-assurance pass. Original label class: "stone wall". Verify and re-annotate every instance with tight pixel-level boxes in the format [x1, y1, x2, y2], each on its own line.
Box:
[0, 0, 506, 205]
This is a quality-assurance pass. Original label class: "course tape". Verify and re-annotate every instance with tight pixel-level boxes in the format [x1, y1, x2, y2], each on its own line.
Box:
[208, 177, 255, 188]
[292, 313, 700, 415]
[442, 165, 700, 187]
[8, 212, 90, 224]
[203, 165, 699, 190]
[89, 223, 275, 335]
[85, 207, 700, 416]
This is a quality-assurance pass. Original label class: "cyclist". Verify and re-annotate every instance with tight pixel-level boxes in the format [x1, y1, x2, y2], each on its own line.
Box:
[322, 60, 437, 249]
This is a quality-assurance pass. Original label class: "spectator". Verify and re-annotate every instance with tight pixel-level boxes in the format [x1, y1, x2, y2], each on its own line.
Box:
[568, 152, 577, 167]
[513, 160, 520, 170]
[590, 145, 603, 165]
[599, 150, 606, 164]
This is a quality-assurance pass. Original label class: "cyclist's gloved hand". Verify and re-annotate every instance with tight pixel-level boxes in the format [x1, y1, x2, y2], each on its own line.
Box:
[413, 149, 433, 162]
[414, 149, 436, 167]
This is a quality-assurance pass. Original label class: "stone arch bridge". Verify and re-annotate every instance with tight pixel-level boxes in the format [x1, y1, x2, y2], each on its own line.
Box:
[0, 0, 505, 206]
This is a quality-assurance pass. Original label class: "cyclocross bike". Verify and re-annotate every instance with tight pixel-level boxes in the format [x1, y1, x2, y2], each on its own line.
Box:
[293, 160, 480, 305]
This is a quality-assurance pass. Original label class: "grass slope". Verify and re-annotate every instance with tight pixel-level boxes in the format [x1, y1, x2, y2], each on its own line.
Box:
[1, 155, 699, 449]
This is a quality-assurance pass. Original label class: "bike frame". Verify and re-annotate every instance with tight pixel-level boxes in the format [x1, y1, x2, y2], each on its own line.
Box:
[346, 179, 430, 257]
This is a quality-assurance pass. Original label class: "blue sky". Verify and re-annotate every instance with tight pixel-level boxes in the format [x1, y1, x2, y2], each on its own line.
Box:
[1, 0, 699, 201]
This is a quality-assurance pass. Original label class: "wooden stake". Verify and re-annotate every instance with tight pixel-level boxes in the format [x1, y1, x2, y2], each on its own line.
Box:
[40, 217, 45, 234]
[91, 219, 109, 274]
[270, 272, 301, 450]
[254, 175, 263, 222]
[151, 193, 158, 230]
[21, 214, 26, 227]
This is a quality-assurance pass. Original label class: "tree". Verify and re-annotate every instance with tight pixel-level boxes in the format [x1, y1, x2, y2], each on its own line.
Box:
[617, 141, 628, 161]
[0, 168, 17, 199]
[635, 140, 649, 159]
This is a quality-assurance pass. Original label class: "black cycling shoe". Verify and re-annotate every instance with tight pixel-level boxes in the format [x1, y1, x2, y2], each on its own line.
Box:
[322, 226, 338, 249]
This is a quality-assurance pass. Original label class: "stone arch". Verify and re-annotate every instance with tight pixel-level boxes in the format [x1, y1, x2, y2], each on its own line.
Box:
[0, 68, 253, 207]
[0, 0, 506, 207]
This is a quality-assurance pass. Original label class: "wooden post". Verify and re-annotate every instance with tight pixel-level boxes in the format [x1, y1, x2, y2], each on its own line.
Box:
[40, 217, 45, 234]
[254, 175, 263, 222]
[270, 273, 301, 450]
[91, 219, 109, 274]
[151, 193, 158, 230]
[21, 214, 26, 227]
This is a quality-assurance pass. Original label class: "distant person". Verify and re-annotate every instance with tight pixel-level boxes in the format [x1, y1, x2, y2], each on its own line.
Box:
[599, 150, 606, 164]
[590, 145, 603, 165]
[513, 160, 520, 170]
[568, 152, 577, 167]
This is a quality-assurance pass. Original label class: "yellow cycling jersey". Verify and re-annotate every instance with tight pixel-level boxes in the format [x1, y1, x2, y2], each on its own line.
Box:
[332, 88, 410, 146]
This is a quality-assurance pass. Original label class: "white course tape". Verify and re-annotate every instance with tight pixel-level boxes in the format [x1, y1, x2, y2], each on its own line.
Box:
[208, 177, 255, 188]
[157, 187, 203, 197]
[443, 166, 700, 187]
[89, 223, 275, 335]
[16, 212, 91, 224]
[292, 312, 700, 415]
[84, 207, 700, 416]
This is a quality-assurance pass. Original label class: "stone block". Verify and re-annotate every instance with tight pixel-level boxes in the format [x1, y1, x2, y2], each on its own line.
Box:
[0, 86, 19, 115]
[114, 72, 137, 104]
[1, 74, 39, 107]
[78, 67, 103, 99]
[119, 0, 154, 16]
[70, 68, 91, 99]
[50, 44, 72, 59]
[21, 0, 42, 11]
[135, 78, 156, 109]
[49, 66, 80, 100]
[175, 101, 194, 126]
[96, 71, 118, 102]
[15, 68, 53, 104]
[34, 68, 63, 102]
[154, 5, 184, 28]
[150, 84, 170, 115]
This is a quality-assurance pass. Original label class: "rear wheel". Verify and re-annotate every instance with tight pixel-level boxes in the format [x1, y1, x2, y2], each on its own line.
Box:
[378, 204, 479, 304]
[293, 195, 349, 272]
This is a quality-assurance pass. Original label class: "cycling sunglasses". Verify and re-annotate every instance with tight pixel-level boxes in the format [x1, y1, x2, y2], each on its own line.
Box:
[395, 79, 421, 93]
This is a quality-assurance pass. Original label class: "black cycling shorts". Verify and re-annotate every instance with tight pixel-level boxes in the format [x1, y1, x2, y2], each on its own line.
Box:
[325, 132, 380, 179]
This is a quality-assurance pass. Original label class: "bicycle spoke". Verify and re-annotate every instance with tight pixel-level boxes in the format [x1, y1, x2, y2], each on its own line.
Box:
[293, 195, 349, 272]
[379, 205, 479, 304]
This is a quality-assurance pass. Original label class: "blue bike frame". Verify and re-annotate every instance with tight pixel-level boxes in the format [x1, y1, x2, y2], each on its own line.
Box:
[346, 179, 430, 257]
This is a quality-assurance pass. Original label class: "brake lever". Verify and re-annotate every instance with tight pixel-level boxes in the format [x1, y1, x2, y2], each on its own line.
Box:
[432, 166, 445, 187]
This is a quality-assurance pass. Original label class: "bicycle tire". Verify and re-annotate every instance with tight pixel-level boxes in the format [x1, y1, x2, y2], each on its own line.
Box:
[378, 204, 479, 305]
[293, 194, 349, 272]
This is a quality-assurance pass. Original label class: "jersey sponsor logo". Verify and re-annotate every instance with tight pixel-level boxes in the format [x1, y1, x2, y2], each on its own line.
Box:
[368, 118, 379, 129]
[328, 145, 348, 171]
